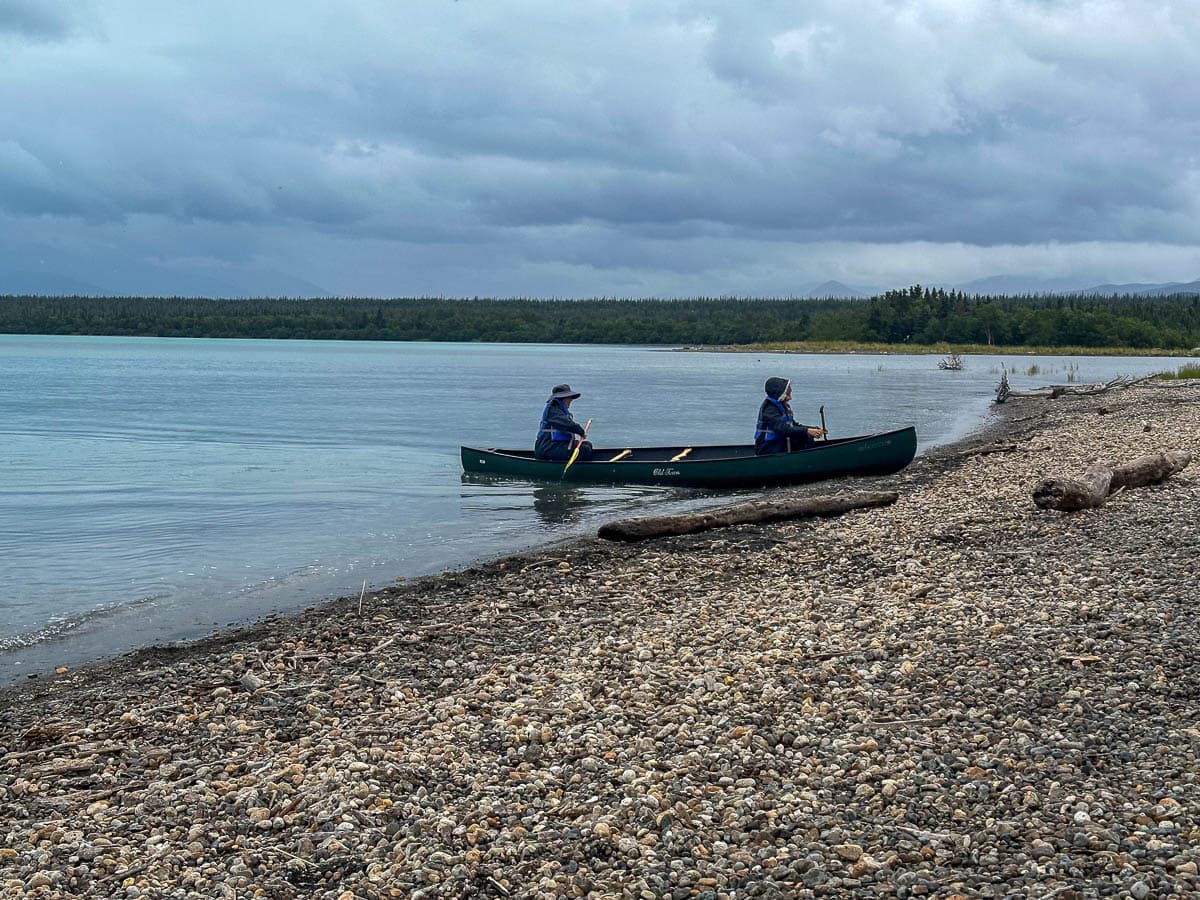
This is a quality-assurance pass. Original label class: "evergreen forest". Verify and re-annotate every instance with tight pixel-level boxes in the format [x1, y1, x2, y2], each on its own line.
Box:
[2, 288, 1199, 349]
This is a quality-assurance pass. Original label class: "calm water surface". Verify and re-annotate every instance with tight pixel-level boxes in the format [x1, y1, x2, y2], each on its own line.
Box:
[0, 335, 1180, 679]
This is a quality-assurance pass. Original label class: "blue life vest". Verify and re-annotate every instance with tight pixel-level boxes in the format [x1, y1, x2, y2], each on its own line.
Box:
[538, 399, 575, 443]
[755, 397, 793, 442]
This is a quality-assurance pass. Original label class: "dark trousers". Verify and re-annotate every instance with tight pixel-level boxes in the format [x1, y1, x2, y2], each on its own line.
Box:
[536, 440, 593, 462]
[755, 433, 812, 456]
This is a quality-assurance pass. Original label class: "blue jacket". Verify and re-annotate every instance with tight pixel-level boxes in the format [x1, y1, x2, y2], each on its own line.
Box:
[535, 399, 586, 458]
[754, 396, 812, 455]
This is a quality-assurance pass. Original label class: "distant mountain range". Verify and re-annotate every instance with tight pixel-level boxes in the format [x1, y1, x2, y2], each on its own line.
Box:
[955, 275, 1200, 297]
[1, 261, 331, 299]
[4, 267, 1199, 301]
[1072, 279, 1200, 297]
[3, 271, 107, 296]
[804, 280, 873, 299]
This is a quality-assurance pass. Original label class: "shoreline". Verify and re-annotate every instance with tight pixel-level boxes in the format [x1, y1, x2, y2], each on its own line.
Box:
[0, 398, 1013, 690]
[0, 390, 1000, 687]
[674, 342, 1200, 358]
[3, 383, 1198, 897]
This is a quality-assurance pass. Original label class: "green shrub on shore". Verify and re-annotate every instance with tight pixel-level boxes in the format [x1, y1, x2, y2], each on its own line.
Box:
[742, 340, 1193, 358]
[1157, 362, 1200, 380]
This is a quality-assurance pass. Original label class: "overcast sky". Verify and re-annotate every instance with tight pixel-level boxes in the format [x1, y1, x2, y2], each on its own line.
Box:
[2, 0, 1199, 297]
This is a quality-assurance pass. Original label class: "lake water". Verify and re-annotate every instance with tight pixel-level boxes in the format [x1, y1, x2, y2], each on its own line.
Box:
[0, 335, 1182, 680]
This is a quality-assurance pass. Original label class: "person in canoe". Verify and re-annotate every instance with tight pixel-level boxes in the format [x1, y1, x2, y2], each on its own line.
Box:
[535, 384, 594, 462]
[754, 376, 826, 455]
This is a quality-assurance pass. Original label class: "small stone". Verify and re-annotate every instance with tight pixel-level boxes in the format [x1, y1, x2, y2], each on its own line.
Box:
[833, 844, 863, 862]
[849, 856, 882, 878]
[239, 671, 264, 691]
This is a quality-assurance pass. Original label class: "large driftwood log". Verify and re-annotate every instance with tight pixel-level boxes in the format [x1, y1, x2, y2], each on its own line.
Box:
[1032, 449, 1192, 511]
[1001, 374, 1156, 402]
[597, 490, 898, 542]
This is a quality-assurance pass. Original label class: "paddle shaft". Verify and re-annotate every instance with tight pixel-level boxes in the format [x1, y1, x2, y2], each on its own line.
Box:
[819, 405, 828, 440]
[562, 418, 592, 477]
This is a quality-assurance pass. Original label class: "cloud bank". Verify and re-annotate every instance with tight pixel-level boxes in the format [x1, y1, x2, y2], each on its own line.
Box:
[2, 0, 1199, 296]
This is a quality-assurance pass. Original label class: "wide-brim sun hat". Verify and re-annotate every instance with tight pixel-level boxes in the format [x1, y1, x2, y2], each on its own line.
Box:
[550, 383, 581, 400]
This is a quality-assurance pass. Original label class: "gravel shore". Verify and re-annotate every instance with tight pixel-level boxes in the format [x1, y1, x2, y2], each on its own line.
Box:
[2, 381, 1198, 899]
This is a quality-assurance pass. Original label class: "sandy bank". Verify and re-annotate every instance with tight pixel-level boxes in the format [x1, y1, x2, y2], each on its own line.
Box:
[2, 382, 1198, 898]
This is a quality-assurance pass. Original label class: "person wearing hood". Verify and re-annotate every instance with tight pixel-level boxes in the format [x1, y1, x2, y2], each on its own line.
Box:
[535, 384, 594, 462]
[754, 377, 825, 455]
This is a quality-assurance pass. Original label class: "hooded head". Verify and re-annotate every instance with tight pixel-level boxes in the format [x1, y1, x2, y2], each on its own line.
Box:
[764, 377, 790, 399]
[549, 383, 581, 400]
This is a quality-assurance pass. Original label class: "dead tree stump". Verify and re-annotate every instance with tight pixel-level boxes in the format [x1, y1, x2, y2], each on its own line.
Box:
[1032, 449, 1192, 511]
[994, 370, 1011, 404]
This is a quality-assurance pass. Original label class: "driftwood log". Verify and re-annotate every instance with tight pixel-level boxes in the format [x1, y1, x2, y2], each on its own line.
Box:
[1032, 449, 1192, 512]
[597, 490, 898, 542]
[999, 374, 1155, 403]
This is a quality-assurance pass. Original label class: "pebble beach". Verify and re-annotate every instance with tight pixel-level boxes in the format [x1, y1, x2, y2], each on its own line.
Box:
[2, 381, 1198, 899]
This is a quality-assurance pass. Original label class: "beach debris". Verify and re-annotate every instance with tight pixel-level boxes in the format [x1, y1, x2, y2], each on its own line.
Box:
[1005, 373, 1156, 400]
[995, 368, 1011, 402]
[1033, 448, 1192, 511]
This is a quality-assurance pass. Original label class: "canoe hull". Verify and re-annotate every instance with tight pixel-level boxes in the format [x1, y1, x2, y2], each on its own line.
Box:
[461, 426, 917, 489]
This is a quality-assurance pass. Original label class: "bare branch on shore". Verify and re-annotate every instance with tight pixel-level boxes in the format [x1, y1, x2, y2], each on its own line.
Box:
[999, 374, 1157, 403]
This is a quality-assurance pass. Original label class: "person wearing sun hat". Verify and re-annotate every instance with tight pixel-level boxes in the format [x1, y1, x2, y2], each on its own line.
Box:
[754, 376, 825, 455]
[535, 383, 594, 461]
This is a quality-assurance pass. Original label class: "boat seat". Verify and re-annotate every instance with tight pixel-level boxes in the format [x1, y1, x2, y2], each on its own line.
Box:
[670, 448, 693, 462]
[608, 449, 633, 462]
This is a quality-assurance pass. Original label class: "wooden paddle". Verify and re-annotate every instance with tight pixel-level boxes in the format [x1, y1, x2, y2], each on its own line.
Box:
[562, 418, 592, 477]
[819, 405, 828, 440]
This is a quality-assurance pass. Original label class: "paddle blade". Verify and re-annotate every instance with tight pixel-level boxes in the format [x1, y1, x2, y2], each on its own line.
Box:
[562, 418, 592, 478]
[562, 445, 581, 478]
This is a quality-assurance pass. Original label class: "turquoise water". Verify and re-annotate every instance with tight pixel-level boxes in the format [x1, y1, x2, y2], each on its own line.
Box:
[0, 335, 1181, 678]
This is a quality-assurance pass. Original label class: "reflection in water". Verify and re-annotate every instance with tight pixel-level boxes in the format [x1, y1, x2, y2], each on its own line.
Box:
[460, 474, 589, 527]
[531, 484, 587, 526]
[460, 472, 727, 533]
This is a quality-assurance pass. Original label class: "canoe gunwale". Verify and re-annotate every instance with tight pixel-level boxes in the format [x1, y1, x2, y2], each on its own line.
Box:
[463, 426, 914, 465]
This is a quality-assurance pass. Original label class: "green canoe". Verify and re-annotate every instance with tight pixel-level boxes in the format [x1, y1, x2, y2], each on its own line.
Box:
[460, 426, 917, 489]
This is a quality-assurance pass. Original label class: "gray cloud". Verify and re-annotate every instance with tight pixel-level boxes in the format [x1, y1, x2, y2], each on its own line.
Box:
[1, 0, 1199, 297]
[0, 0, 91, 40]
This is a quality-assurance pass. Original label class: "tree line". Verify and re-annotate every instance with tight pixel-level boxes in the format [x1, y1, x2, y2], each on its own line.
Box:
[814, 286, 1200, 348]
[1, 289, 1198, 348]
